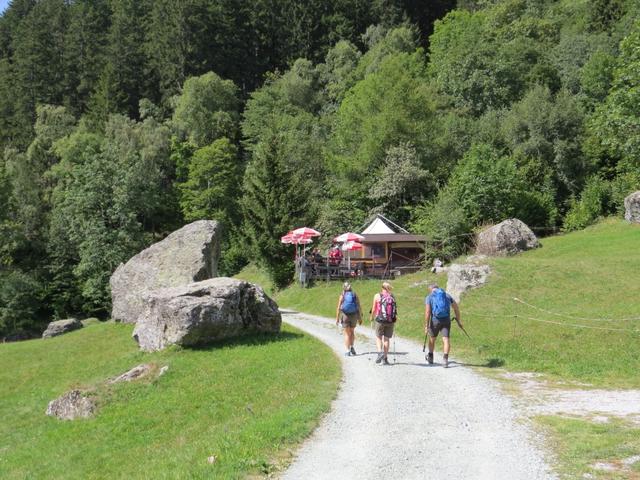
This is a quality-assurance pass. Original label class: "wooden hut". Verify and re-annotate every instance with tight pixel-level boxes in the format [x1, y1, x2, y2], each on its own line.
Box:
[351, 214, 426, 277]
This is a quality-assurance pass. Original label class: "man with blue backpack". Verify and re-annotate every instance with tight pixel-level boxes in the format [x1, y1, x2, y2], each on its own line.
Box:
[425, 283, 462, 368]
[336, 282, 362, 356]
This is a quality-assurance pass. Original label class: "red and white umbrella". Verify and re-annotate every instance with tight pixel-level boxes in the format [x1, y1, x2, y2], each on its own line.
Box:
[334, 232, 364, 243]
[291, 227, 321, 238]
[281, 231, 314, 259]
[341, 241, 363, 251]
[280, 233, 297, 244]
[341, 241, 363, 271]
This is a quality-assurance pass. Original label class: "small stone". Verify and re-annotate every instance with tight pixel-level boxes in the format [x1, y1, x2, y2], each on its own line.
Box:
[590, 415, 609, 424]
[159, 366, 169, 376]
[591, 462, 617, 471]
[46, 390, 95, 420]
[109, 364, 153, 384]
[207, 455, 217, 465]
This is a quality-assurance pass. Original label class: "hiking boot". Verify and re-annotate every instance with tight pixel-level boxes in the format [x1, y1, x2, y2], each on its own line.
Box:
[426, 352, 434, 365]
[443, 354, 449, 368]
[375, 352, 384, 364]
[350, 346, 356, 356]
[382, 356, 390, 366]
[344, 351, 351, 357]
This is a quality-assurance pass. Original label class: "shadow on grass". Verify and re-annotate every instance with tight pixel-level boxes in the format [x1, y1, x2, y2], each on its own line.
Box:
[188, 331, 304, 352]
[452, 358, 505, 368]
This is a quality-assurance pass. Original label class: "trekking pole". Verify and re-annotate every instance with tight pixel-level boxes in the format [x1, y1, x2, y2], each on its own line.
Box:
[393, 337, 396, 363]
[423, 316, 431, 352]
[454, 317, 471, 339]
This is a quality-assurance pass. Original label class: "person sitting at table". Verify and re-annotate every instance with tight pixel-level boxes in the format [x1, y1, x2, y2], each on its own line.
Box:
[329, 245, 342, 266]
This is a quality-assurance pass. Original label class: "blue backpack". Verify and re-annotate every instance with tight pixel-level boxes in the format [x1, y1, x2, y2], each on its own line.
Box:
[430, 289, 451, 320]
[341, 291, 358, 314]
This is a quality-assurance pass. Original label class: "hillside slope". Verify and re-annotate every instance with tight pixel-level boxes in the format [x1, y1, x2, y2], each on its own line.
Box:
[263, 219, 640, 388]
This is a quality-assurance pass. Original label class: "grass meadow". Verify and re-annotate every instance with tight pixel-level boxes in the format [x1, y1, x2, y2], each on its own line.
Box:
[246, 219, 640, 388]
[0, 322, 340, 479]
[539, 416, 640, 479]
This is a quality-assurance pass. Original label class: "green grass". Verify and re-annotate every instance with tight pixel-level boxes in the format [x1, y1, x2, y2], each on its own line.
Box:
[538, 416, 640, 479]
[0, 322, 340, 479]
[239, 219, 640, 388]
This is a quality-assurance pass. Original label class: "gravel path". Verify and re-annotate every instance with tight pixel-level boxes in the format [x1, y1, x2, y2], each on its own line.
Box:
[281, 310, 557, 480]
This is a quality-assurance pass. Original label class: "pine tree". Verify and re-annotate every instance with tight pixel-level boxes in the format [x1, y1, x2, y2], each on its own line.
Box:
[62, 0, 110, 116]
[10, 0, 69, 147]
[241, 132, 309, 288]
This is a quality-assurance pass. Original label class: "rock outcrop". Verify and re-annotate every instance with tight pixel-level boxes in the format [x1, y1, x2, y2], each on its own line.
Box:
[42, 318, 83, 339]
[110, 220, 221, 323]
[132, 278, 281, 352]
[446, 263, 491, 303]
[475, 218, 539, 256]
[109, 364, 153, 384]
[46, 390, 95, 420]
[624, 191, 640, 223]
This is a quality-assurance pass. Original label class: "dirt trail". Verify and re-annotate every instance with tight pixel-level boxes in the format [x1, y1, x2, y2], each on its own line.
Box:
[280, 311, 557, 480]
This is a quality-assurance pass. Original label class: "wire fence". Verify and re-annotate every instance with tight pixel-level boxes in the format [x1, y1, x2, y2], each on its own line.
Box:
[464, 296, 640, 334]
[403, 288, 640, 333]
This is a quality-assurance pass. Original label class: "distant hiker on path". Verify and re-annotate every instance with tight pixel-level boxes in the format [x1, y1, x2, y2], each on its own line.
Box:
[425, 283, 462, 368]
[370, 281, 397, 366]
[336, 282, 362, 356]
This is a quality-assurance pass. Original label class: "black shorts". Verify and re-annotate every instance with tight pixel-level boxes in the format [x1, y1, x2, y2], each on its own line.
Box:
[428, 318, 450, 338]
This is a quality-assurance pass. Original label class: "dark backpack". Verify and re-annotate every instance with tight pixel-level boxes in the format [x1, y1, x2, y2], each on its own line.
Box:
[430, 288, 451, 320]
[341, 291, 358, 314]
[376, 292, 397, 323]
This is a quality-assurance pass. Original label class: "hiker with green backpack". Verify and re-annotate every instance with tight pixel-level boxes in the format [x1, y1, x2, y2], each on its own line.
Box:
[425, 283, 462, 368]
[336, 282, 362, 356]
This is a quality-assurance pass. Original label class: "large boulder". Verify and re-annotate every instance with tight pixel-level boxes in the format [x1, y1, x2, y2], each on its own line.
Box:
[42, 318, 83, 339]
[46, 390, 95, 420]
[110, 220, 221, 323]
[132, 278, 281, 352]
[475, 218, 539, 256]
[446, 263, 491, 303]
[624, 191, 640, 223]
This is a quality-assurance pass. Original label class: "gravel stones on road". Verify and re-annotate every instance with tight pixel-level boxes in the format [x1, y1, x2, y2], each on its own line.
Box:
[281, 312, 556, 480]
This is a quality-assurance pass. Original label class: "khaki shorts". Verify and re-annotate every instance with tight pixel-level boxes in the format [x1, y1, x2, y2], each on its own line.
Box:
[340, 312, 359, 328]
[375, 321, 394, 338]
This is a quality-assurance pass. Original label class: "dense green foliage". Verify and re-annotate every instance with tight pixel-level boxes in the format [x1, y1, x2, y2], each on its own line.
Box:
[0, 322, 341, 478]
[1, 0, 640, 337]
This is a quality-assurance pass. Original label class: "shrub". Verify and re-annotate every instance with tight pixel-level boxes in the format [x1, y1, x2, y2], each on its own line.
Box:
[0, 270, 45, 337]
[410, 189, 472, 263]
[563, 176, 613, 231]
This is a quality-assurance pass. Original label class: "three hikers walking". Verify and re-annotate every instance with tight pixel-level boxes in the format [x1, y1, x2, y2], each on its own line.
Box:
[424, 283, 462, 368]
[335, 281, 462, 367]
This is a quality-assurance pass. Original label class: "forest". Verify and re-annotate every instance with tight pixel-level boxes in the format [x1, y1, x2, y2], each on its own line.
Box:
[0, 0, 639, 338]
